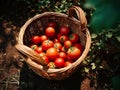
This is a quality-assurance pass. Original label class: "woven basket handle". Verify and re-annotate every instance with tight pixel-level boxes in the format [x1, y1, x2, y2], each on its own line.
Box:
[15, 44, 47, 66]
[68, 6, 87, 29]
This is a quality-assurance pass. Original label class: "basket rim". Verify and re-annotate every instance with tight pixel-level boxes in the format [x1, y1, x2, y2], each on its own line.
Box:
[17, 11, 91, 73]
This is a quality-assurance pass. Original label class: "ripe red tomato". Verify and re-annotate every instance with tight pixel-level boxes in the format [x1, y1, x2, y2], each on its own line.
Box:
[31, 36, 41, 44]
[64, 61, 72, 67]
[66, 56, 74, 63]
[60, 46, 67, 53]
[54, 58, 65, 68]
[35, 46, 43, 53]
[73, 43, 83, 52]
[46, 47, 59, 60]
[69, 33, 80, 43]
[64, 40, 72, 48]
[45, 27, 55, 37]
[59, 35, 69, 43]
[59, 26, 70, 35]
[67, 47, 81, 61]
[53, 38, 60, 43]
[42, 55, 49, 64]
[54, 42, 62, 51]
[47, 22, 57, 29]
[47, 62, 56, 69]
[59, 52, 67, 60]
[42, 40, 54, 51]
[30, 44, 38, 50]
[40, 35, 48, 43]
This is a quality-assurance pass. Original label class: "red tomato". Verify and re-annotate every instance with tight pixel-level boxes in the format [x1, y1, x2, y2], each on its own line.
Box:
[73, 43, 83, 52]
[66, 56, 74, 63]
[64, 40, 72, 48]
[67, 47, 81, 61]
[30, 44, 38, 50]
[69, 33, 80, 43]
[54, 42, 62, 51]
[53, 38, 60, 43]
[42, 40, 54, 51]
[59, 35, 69, 43]
[40, 35, 48, 43]
[31, 36, 41, 44]
[59, 52, 67, 60]
[35, 46, 43, 53]
[47, 62, 56, 69]
[47, 22, 57, 29]
[64, 61, 72, 67]
[46, 47, 59, 60]
[54, 58, 65, 68]
[45, 27, 55, 37]
[60, 46, 67, 53]
[59, 26, 70, 35]
[42, 55, 49, 64]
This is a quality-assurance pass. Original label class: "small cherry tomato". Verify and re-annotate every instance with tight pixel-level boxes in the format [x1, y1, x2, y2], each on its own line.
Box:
[47, 22, 57, 29]
[53, 38, 60, 43]
[54, 58, 65, 68]
[66, 56, 73, 62]
[59, 52, 67, 60]
[73, 43, 83, 52]
[60, 46, 67, 53]
[54, 42, 62, 51]
[46, 47, 59, 60]
[35, 46, 43, 53]
[42, 55, 49, 64]
[67, 47, 81, 61]
[31, 36, 41, 44]
[59, 26, 70, 35]
[45, 27, 55, 37]
[64, 40, 72, 48]
[40, 35, 48, 43]
[64, 61, 72, 67]
[30, 44, 38, 50]
[59, 35, 69, 43]
[69, 33, 80, 43]
[42, 40, 54, 51]
[47, 62, 56, 69]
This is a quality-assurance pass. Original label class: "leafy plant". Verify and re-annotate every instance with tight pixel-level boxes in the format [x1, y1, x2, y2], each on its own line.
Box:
[81, 25, 120, 89]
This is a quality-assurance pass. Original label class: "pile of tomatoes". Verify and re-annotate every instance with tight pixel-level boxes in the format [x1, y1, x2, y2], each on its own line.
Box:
[30, 22, 83, 69]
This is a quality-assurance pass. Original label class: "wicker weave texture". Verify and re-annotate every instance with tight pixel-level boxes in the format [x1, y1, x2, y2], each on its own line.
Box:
[15, 6, 91, 80]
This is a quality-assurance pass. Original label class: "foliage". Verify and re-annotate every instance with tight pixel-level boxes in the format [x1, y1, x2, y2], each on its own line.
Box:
[81, 25, 120, 89]
[0, 0, 82, 25]
[21, 0, 81, 13]
[82, 25, 120, 71]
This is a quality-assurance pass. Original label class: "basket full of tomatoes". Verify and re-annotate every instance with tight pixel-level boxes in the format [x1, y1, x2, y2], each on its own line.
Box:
[15, 6, 91, 80]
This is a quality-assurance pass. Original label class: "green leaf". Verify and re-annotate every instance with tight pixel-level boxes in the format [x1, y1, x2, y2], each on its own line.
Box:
[84, 67, 89, 73]
[91, 33, 97, 39]
[116, 36, 120, 42]
[91, 63, 96, 70]
[105, 32, 113, 38]
[96, 42, 100, 46]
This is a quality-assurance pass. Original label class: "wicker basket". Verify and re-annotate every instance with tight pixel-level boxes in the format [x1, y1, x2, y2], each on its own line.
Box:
[15, 6, 91, 80]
